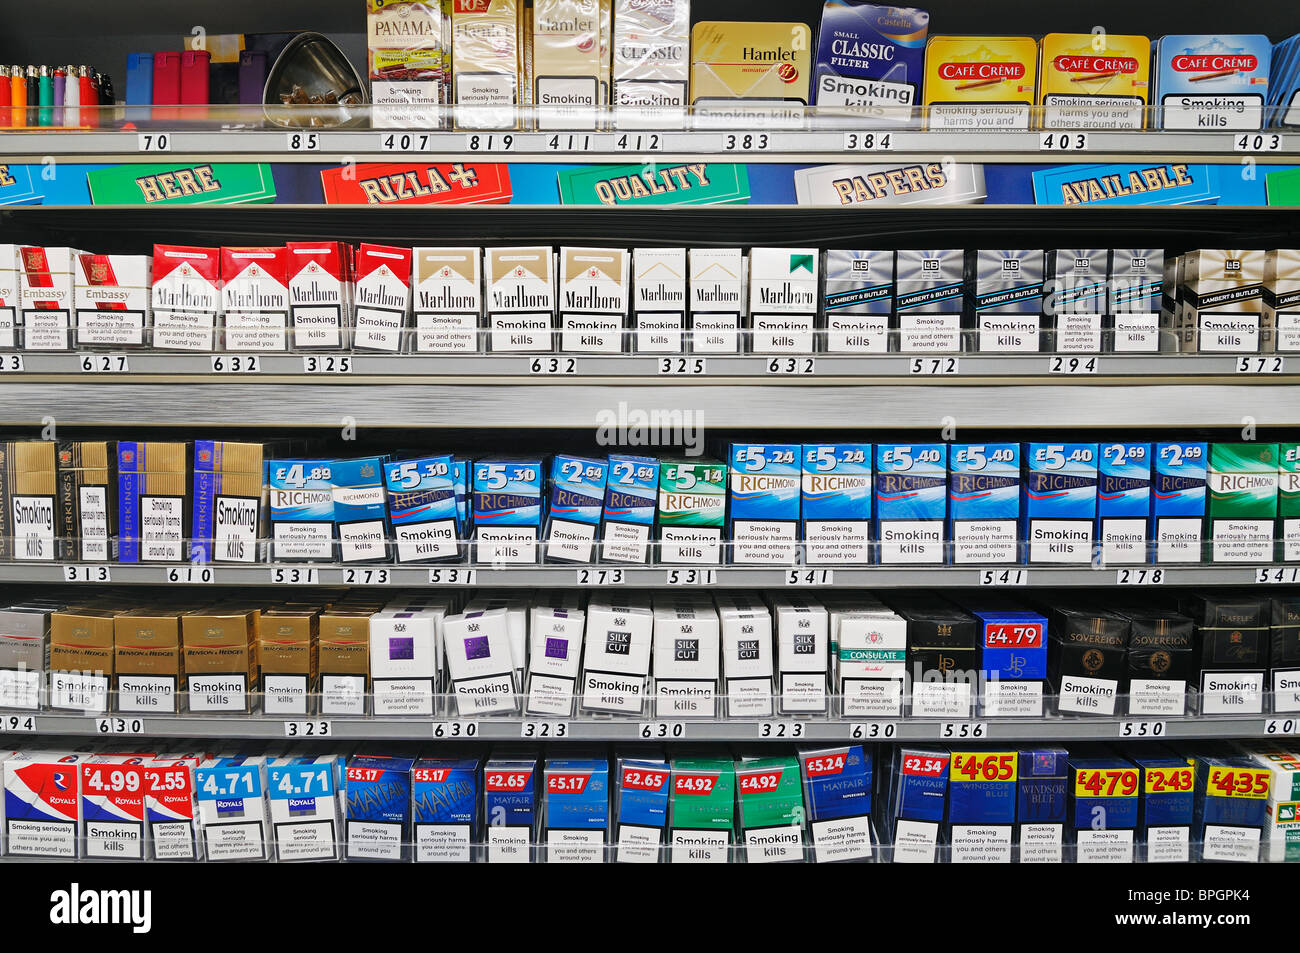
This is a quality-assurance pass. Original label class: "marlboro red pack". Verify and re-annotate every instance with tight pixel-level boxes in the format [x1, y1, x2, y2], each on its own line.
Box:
[287, 241, 354, 350]
[151, 245, 221, 351]
[74, 253, 151, 348]
[222, 246, 290, 351]
[354, 243, 412, 352]
[18, 246, 76, 351]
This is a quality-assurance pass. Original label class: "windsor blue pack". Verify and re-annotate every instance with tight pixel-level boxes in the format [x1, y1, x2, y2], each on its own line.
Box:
[1067, 752, 1139, 862]
[1016, 747, 1067, 863]
[802, 443, 872, 565]
[946, 749, 1017, 862]
[1134, 752, 1195, 863]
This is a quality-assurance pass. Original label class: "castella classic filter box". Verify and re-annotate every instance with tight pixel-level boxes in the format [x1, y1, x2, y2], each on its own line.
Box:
[813, 2, 927, 123]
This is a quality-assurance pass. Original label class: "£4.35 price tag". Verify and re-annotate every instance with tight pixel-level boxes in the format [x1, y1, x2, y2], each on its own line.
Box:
[1207, 766, 1270, 798]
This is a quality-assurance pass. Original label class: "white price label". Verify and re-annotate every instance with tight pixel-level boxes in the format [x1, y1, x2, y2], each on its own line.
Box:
[767, 357, 815, 375]
[137, 132, 171, 152]
[1237, 356, 1285, 374]
[979, 569, 1028, 586]
[464, 133, 515, 152]
[909, 356, 959, 375]
[210, 355, 260, 373]
[1265, 718, 1300, 735]
[302, 355, 352, 374]
[940, 722, 987, 739]
[286, 131, 320, 152]
[613, 133, 662, 152]
[95, 717, 144, 735]
[343, 567, 390, 585]
[639, 722, 686, 739]
[520, 721, 569, 738]
[843, 131, 894, 151]
[63, 564, 111, 583]
[284, 720, 331, 737]
[1119, 721, 1166, 738]
[529, 357, 577, 375]
[380, 132, 432, 151]
[785, 569, 833, 586]
[1258, 567, 1300, 584]
[429, 568, 477, 585]
[165, 566, 214, 584]
[849, 722, 897, 739]
[576, 568, 624, 586]
[1116, 567, 1164, 585]
[664, 568, 717, 585]
[1040, 132, 1089, 152]
[270, 567, 318, 585]
[80, 354, 129, 373]
[432, 721, 478, 738]
[0, 715, 37, 732]
[1234, 132, 1283, 153]
[658, 357, 706, 375]
[722, 132, 771, 151]
[1048, 355, 1097, 374]
[758, 721, 805, 739]
[0, 354, 24, 372]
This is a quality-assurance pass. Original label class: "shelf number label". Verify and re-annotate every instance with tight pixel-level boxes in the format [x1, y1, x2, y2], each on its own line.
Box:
[1119, 720, 1166, 738]
[302, 355, 352, 374]
[343, 567, 390, 585]
[429, 568, 477, 585]
[1265, 718, 1300, 735]
[530, 357, 577, 375]
[639, 722, 686, 739]
[1116, 567, 1163, 585]
[64, 565, 111, 583]
[138, 133, 171, 152]
[165, 566, 214, 584]
[96, 717, 144, 735]
[520, 721, 568, 738]
[849, 722, 897, 739]
[546, 134, 593, 151]
[576, 568, 624, 586]
[614, 133, 661, 151]
[980, 569, 1028, 586]
[659, 357, 706, 375]
[210, 355, 260, 373]
[432, 721, 478, 738]
[1237, 356, 1285, 374]
[786, 569, 833, 586]
[910, 356, 959, 375]
[270, 567, 318, 585]
[284, 720, 331, 737]
[767, 357, 815, 375]
[1234, 132, 1283, 153]
[1257, 567, 1300, 584]
[381, 133, 431, 151]
[723, 133, 770, 151]
[0, 354, 23, 372]
[1, 715, 37, 732]
[664, 568, 716, 586]
[465, 134, 514, 152]
[1048, 356, 1097, 374]
[758, 722, 804, 739]
[843, 132, 893, 151]
[80, 354, 129, 373]
[1040, 132, 1089, 152]
[940, 722, 987, 739]
[286, 132, 320, 152]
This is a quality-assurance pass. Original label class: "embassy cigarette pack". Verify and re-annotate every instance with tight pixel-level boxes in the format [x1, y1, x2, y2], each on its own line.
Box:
[258, 609, 318, 716]
[319, 607, 372, 715]
[652, 598, 720, 718]
[875, 443, 946, 564]
[1153, 442, 1207, 563]
[545, 454, 608, 563]
[813, 2, 927, 125]
[451, 0, 521, 129]
[269, 459, 335, 562]
[484, 752, 539, 863]
[0, 245, 17, 348]
[1017, 747, 1067, 863]
[890, 594, 978, 719]
[18, 246, 75, 351]
[115, 608, 183, 714]
[612, 755, 669, 863]
[797, 745, 874, 863]
[1153, 34, 1270, 131]
[1097, 442, 1151, 565]
[486, 246, 555, 351]
[748, 248, 818, 353]
[331, 456, 390, 564]
[688, 247, 744, 353]
[1208, 442, 1279, 563]
[1120, 608, 1193, 717]
[412, 755, 482, 863]
[613, 0, 688, 122]
[690, 21, 813, 126]
[1178, 248, 1267, 353]
[802, 443, 872, 565]
[345, 752, 416, 862]
[414, 246, 481, 352]
[1110, 248, 1165, 352]
[194, 755, 269, 862]
[473, 456, 543, 563]
[543, 756, 609, 862]
[370, 607, 442, 716]
[354, 244, 412, 352]
[1022, 442, 1097, 565]
[1182, 593, 1269, 715]
[1265, 249, 1300, 353]
[368, 0, 447, 127]
[823, 249, 893, 352]
[287, 241, 352, 350]
[632, 247, 685, 353]
[882, 747, 948, 863]
[182, 606, 258, 714]
[151, 245, 221, 351]
[736, 754, 806, 863]
[386, 453, 460, 563]
[117, 441, 189, 564]
[948, 442, 1019, 565]
[55, 441, 115, 563]
[894, 248, 963, 352]
[922, 35, 1038, 131]
[559, 246, 628, 353]
[657, 458, 726, 563]
[266, 754, 340, 863]
[526, 602, 584, 716]
[580, 596, 654, 715]
[601, 454, 659, 563]
[192, 440, 263, 564]
[1067, 751, 1139, 862]
[945, 749, 1018, 863]
[728, 443, 800, 565]
[1039, 33, 1150, 130]
[49, 607, 115, 713]
[1046, 248, 1108, 353]
[1192, 750, 1269, 862]
[1047, 604, 1130, 716]
[972, 249, 1044, 353]
[444, 607, 519, 715]
[0, 441, 57, 562]
[221, 246, 290, 351]
[74, 253, 151, 348]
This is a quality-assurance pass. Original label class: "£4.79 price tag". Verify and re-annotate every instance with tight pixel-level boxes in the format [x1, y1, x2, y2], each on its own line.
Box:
[1074, 767, 1139, 797]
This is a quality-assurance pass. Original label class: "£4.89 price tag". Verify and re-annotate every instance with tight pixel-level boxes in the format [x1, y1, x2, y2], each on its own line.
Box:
[1207, 766, 1270, 799]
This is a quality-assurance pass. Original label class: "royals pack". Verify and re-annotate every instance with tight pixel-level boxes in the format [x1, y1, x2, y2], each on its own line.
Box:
[545, 454, 608, 563]
[1022, 442, 1097, 564]
[414, 246, 482, 352]
[4, 751, 88, 858]
[221, 246, 290, 351]
[354, 244, 412, 352]
[875, 443, 946, 563]
[145, 756, 202, 860]
[267, 754, 340, 862]
[749, 248, 818, 353]
[948, 442, 1019, 564]
[602, 454, 658, 563]
[151, 245, 220, 350]
[823, 249, 893, 352]
[287, 241, 352, 349]
[194, 755, 269, 861]
[74, 253, 151, 348]
[18, 246, 75, 350]
[486, 246, 554, 351]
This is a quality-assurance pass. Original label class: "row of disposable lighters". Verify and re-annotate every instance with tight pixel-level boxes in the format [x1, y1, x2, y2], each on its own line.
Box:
[9, 589, 1300, 721]
[2, 438, 1295, 568]
[0, 66, 108, 129]
[0, 740, 1296, 863]
[7, 244, 1297, 356]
